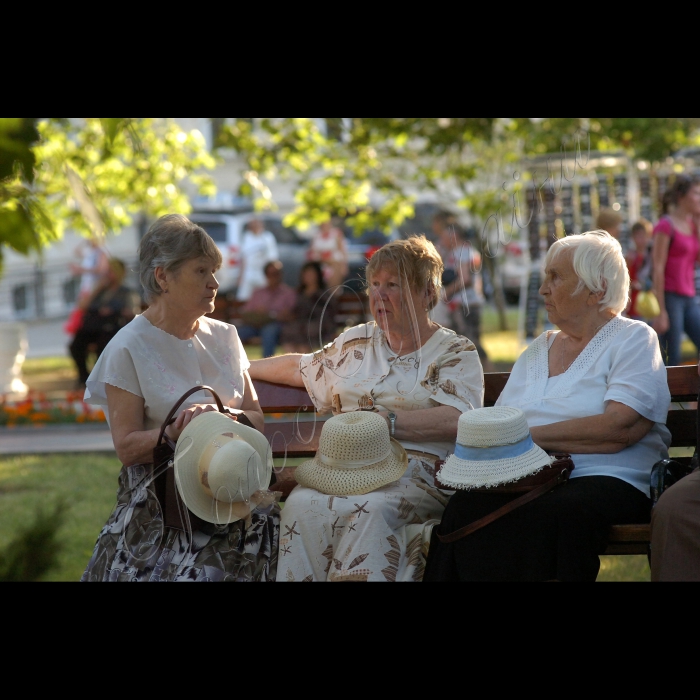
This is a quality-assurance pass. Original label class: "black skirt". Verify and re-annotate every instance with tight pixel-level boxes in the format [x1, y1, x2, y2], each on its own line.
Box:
[423, 475, 651, 582]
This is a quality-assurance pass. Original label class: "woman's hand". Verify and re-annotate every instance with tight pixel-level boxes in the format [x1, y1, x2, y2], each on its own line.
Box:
[652, 310, 670, 335]
[164, 404, 219, 442]
[375, 405, 461, 443]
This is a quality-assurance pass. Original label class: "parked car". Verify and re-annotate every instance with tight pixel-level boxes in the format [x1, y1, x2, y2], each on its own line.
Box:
[188, 211, 308, 294]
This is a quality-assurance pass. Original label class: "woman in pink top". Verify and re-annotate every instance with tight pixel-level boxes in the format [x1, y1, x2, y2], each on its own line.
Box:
[651, 174, 700, 366]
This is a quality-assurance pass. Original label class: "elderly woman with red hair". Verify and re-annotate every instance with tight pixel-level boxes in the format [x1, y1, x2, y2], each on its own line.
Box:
[249, 235, 484, 581]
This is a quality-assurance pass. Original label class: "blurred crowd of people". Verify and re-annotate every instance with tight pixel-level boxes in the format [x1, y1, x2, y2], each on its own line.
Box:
[65, 181, 700, 375]
[594, 173, 700, 367]
[228, 212, 497, 362]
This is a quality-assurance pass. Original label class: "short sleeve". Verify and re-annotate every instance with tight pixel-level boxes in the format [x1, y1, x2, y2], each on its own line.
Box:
[299, 333, 346, 414]
[604, 323, 670, 423]
[84, 340, 142, 410]
[422, 339, 484, 412]
[653, 216, 672, 239]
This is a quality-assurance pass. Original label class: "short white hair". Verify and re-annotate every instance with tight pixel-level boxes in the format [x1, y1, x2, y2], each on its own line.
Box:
[545, 229, 629, 315]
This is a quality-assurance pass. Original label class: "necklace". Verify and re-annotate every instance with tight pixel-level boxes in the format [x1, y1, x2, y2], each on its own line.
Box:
[559, 318, 612, 373]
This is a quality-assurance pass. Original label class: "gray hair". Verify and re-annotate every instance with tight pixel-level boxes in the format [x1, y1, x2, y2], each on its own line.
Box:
[545, 229, 629, 315]
[138, 214, 223, 303]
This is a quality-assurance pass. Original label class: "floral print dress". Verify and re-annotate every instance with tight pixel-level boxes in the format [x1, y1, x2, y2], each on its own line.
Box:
[81, 315, 280, 582]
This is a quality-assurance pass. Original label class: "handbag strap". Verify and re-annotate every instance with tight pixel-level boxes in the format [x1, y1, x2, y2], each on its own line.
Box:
[156, 385, 226, 448]
[435, 467, 572, 544]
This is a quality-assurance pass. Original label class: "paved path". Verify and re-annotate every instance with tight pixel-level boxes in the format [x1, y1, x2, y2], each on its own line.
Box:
[0, 424, 115, 455]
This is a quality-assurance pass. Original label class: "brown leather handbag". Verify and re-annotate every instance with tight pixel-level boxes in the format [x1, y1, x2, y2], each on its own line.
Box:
[151, 385, 264, 531]
[434, 453, 575, 544]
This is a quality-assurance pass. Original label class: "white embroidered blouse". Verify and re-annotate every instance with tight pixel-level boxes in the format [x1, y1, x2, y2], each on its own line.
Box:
[495, 315, 671, 497]
[84, 315, 250, 431]
[299, 322, 485, 459]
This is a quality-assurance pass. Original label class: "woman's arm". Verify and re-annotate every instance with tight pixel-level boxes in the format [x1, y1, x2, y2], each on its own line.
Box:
[376, 405, 461, 443]
[651, 232, 670, 334]
[247, 353, 304, 387]
[106, 385, 228, 465]
[528, 400, 654, 454]
[231, 370, 265, 433]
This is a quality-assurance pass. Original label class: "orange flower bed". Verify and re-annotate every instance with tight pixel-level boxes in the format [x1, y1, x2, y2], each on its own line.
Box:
[0, 390, 106, 427]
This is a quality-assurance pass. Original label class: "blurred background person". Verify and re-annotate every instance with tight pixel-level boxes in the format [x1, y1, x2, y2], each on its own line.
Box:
[70, 237, 110, 302]
[236, 217, 278, 302]
[651, 174, 700, 366]
[69, 258, 139, 388]
[236, 260, 297, 358]
[624, 218, 654, 320]
[306, 217, 349, 288]
[432, 218, 494, 371]
[596, 207, 624, 243]
[281, 261, 339, 353]
[65, 237, 110, 336]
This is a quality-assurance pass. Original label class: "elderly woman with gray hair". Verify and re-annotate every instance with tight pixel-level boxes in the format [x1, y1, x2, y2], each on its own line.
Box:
[80, 214, 280, 582]
[424, 230, 672, 582]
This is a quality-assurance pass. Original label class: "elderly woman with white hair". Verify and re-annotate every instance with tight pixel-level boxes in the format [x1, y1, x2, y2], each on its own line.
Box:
[424, 230, 672, 582]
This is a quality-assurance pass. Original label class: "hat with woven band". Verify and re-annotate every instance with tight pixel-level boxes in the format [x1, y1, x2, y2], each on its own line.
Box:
[174, 411, 272, 525]
[437, 406, 553, 490]
[294, 412, 408, 495]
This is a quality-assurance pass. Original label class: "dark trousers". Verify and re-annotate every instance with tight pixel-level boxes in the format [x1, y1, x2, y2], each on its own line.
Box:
[658, 291, 700, 366]
[69, 328, 112, 384]
[423, 476, 651, 582]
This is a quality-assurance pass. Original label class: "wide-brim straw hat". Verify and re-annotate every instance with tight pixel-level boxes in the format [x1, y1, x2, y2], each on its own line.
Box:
[295, 411, 408, 495]
[173, 412, 273, 524]
[438, 406, 553, 490]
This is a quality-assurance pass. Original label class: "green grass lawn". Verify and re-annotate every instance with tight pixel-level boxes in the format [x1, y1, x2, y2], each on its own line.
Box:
[0, 453, 121, 581]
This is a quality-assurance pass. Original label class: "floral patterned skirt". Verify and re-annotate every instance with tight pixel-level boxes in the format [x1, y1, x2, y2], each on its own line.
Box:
[276, 453, 450, 582]
[81, 464, 280, 582]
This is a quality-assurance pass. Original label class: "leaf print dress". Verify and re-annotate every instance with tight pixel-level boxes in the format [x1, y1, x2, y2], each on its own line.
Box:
[277, 322, 484, 582]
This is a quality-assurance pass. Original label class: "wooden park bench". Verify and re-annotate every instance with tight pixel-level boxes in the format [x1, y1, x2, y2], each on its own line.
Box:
[254, 364, 699, 558]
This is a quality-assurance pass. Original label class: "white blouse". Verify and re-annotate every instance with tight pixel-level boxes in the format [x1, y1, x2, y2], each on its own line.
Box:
[84, 315, 250, 431]
[495, 315, 671, 497]
[299, 322, 485, 459]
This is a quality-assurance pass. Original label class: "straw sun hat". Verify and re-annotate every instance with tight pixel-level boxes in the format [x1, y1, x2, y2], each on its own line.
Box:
[437, 406, 553, 490]
[295, 412, 408, 495]
[173, 411, 273, 525]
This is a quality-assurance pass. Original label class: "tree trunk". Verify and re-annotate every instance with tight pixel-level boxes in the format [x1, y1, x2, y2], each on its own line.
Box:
[482, 254, 508, 331]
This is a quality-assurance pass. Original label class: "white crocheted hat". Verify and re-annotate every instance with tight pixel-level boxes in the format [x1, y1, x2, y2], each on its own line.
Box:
[437, 406, 553, 490]
[173, 412, 273, 524]
[294, 412, 408, 495]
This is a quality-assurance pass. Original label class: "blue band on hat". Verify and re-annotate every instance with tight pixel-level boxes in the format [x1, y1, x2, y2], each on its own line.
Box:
[453, 435, 535, 461]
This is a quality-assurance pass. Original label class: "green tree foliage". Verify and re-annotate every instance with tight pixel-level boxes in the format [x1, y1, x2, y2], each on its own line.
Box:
[509, 118, 700, 163]
[0, 118, 218, 272]
[0, 118, 58, 267]
[217, 117, 501, 233]
[218, 118, 700, 235]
